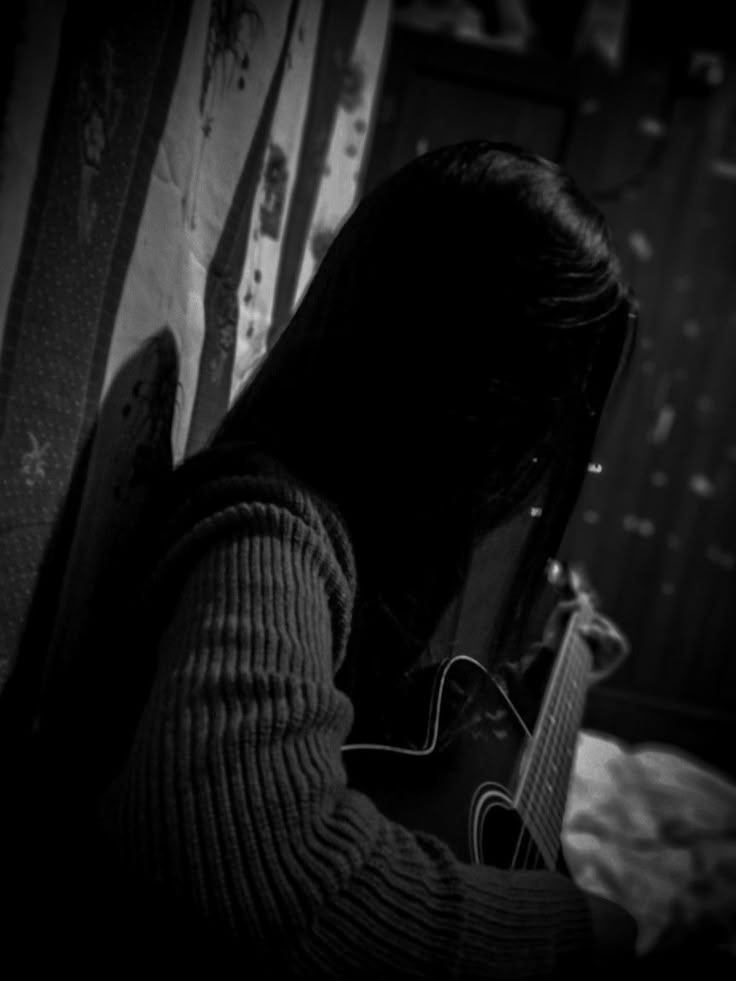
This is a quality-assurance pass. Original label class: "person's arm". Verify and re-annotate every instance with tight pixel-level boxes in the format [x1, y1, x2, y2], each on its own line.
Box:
[103, 474, 603, 978]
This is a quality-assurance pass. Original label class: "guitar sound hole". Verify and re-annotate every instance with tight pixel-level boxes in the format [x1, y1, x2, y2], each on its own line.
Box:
[479, 805, 545, 870]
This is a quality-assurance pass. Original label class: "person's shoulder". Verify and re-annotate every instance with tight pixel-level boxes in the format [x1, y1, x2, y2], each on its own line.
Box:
[158, 441, 356, 589]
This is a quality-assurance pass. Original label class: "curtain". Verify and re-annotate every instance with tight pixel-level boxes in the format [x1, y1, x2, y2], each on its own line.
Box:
[0, 0, 391, 700]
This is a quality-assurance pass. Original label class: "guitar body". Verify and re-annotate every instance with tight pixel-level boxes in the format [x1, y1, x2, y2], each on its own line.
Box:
[343, 656, 552, 870]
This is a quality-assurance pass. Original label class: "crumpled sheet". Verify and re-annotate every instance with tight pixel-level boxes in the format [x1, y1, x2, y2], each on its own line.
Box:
[562, 731, 736, 957]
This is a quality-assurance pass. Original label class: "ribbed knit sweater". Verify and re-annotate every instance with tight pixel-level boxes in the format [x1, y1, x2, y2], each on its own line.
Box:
[101, 454, 593, 978]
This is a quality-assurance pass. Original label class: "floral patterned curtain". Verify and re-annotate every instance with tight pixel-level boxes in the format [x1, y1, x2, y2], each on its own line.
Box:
[0, 0, 391, 700]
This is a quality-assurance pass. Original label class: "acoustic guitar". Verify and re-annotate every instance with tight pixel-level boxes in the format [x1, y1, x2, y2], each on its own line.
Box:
[342, 562, 598, 872]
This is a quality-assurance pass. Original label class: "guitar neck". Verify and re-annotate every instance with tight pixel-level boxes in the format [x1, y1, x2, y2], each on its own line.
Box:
[513, 610, 592, 868]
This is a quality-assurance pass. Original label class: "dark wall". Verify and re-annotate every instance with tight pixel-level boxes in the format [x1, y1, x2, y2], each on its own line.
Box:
[562, 35, 736, 775]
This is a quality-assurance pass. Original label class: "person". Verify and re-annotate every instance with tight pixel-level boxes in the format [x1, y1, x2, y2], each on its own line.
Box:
[41, 141, 640, 976]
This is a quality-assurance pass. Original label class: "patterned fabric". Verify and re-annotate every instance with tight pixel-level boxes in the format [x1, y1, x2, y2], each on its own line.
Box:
[0, 0, 390, 692]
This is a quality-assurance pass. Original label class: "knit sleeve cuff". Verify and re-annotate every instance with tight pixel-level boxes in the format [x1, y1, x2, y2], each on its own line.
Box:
[458, 863, 593, 975]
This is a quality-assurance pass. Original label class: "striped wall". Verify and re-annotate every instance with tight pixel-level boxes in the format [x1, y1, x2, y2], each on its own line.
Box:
[0, 0, 391, 689]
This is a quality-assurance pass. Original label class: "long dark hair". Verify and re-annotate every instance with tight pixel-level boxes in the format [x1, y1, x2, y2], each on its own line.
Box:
[213, 141, 637, 706]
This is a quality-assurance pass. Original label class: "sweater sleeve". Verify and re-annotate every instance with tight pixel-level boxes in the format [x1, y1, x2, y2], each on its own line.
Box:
[103, 480, 593, 978]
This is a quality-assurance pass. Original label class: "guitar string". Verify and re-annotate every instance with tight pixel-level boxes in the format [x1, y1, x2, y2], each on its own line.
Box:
[511, 822, 524, 869]
[523, 817, 543, 870]
[512, 822, 536, 870]
[545, 634, 590, 845]
[529, 827, 544, 871]
[517, 649, 568, 871]
[524, 617, 580, 853]
[476, 650, 573, 871]
[531, 636, 586, 862]
[536, 652, 571, 853]
[510, 637, 583, 872]
[541, 634, 590, 857]
[518, 810, 534, 869]
[519, 814, 547, 871]
[511, 667, 561, 871]
[518, 624, 589, 867]
[492, 615, 592, 871]
[518, 635, 574, 865]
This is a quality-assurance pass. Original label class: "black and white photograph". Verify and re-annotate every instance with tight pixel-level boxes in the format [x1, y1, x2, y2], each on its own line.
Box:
[0, 1, 734, 975]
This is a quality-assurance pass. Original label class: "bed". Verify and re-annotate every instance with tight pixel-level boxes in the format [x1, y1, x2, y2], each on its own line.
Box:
[563, 730, 736, 965]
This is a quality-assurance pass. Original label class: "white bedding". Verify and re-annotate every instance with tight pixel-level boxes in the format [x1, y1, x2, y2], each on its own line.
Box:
[563, 731, 736, 957]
